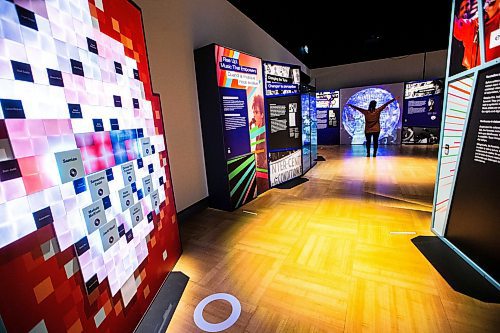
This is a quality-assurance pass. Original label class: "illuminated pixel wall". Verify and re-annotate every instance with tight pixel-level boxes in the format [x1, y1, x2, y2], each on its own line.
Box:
[0, 0, 181, 332]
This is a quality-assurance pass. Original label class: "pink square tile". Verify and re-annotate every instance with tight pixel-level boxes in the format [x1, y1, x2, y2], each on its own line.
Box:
[58, 120, 73, 134]
[43, 120, 61, 135]
[1, 178, 27, 201]
[22, 174, 44, 195]
[18, 156, 39, 175]
[10, 138, 35, 158]
[5, 120, 30, 138]
[73, 75, 85, 89]
[75, 133, 94, 147]
[61, 72, 74, 88]
[77, 91, 89, 105]
[64, 88, 78, 104]
[27, 120, 46, 137]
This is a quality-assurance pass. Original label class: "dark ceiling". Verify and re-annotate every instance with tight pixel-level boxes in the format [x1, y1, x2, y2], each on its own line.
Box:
[227, 0, 453, 69]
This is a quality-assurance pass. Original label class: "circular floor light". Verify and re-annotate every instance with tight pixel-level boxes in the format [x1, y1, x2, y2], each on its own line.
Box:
[193, 293, 241, 332]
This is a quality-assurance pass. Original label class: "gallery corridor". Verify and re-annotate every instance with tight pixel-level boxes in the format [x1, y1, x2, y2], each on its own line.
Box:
[168, 146, 500, 332]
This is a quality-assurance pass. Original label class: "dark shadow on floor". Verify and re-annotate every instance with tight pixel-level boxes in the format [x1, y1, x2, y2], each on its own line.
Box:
[135, 271, 189, 333]
[412, 236, 500, 303]
[275, 177, 309, 189]
[315, 155, 326, 161]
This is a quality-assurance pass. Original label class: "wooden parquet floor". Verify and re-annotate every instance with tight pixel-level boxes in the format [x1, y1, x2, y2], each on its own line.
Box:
[167, 145, 500, 333]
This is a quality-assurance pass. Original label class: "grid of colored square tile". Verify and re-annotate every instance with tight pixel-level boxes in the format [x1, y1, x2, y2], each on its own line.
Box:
[0, 1, 180, 332]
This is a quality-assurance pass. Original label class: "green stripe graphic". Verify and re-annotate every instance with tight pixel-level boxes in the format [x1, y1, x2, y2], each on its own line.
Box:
[228, 155, 255, 180]
[230, 162, 255, 197]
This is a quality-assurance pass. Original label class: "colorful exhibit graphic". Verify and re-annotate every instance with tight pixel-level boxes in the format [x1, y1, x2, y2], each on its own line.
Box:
[216, 46, 268, 194]
[316, 90, 340, 145]
[432, 76, 473, 236]
[0, 0, 180, 332]
[340, 84, 403, 145]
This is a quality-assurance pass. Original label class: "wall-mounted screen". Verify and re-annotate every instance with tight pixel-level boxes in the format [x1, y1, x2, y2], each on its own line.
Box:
[0, 1, 180, 332]
[340, 84, 403, 145]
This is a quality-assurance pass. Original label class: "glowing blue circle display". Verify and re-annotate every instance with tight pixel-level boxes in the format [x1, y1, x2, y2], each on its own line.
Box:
[342, 88, 400, 144]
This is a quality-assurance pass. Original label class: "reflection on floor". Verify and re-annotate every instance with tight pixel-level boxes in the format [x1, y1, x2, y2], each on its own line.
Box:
[167, 145, 500, 333]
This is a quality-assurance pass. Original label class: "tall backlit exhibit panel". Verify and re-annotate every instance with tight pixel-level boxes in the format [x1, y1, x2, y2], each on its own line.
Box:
[0, 0, 181, 332]
[432, 0, 500, 287]
[316, 90, 340, 145]
[301, 87, 317, 173]
[195, 44, 268, 211]
[263, 61, 302, 187]
[310, 91, 318, 163]
[340, 83, 403, 145]
[301, 93, 311, 172]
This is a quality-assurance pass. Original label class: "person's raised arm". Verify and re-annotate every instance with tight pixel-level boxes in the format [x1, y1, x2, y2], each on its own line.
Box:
[376, 97, 396, 113]
[347, 103, 367, 114]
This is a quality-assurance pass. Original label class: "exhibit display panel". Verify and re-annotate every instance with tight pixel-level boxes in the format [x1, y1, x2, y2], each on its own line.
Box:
[310, 92, 318, 163]
[263, 61, 303, 186]
[445, 64, 500, 281]
[0, 0, 181, 332]
[340, 84, 403, 145]
[195, 44, 267, 210]
[316, 90, 340, 145]
[402, 79, 444, 144]
[301, 93, 311, 172]
[432, 0, 500, 288]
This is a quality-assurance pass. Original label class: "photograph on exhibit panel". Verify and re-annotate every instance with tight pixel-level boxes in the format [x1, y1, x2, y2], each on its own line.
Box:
[450, 0, 480, 76]
[402, 127, 440, 144]
[482, 0, 500, 63]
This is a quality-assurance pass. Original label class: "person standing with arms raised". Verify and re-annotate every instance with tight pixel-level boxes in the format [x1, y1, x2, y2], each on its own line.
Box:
[347, 97, 397, 157]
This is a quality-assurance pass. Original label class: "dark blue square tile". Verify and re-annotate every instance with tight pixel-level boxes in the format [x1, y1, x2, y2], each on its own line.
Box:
[47, 68, 64, 87]
[11, 60, 34, 82]
[16, 5, 38, 30]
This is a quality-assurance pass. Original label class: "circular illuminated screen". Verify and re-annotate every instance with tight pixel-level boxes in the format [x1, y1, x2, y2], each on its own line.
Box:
[342, 88, 400, 144]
